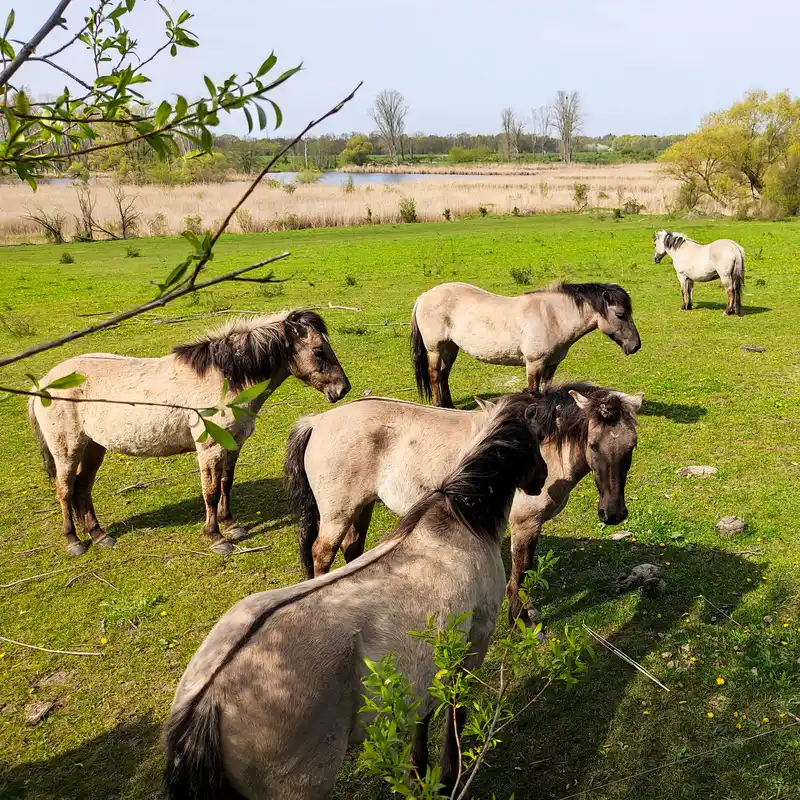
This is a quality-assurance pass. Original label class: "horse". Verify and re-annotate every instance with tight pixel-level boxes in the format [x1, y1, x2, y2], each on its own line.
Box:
[410, 281, 641, 407]
[653, 230, 745, 315]
[28, 310, 350, 557]
[163, 394, 548, 799]
[286, 383, 641, 625]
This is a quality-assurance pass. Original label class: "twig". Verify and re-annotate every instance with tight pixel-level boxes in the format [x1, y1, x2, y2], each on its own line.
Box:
[92, 573, 118, 590]
[0, 632, 101, 657]
[231, 545, 273, 554]
[113, 469, 198, 494]
[12, 545, 50, 555]
[583, 625, 670, 692]
[1, 567, 72, 589]
[697, 595, 746, 629]
[328, 303, 361, 312]
[0, 0, 74, 89]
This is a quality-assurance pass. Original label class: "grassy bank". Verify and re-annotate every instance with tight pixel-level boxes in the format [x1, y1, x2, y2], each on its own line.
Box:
[1, 214, 798, 799]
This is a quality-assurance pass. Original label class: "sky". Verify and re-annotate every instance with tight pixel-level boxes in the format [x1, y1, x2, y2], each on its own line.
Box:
[15, 0, 800, 138]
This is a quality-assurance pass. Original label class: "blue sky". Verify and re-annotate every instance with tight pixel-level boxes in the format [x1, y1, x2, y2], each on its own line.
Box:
[17, 0, 800, 137]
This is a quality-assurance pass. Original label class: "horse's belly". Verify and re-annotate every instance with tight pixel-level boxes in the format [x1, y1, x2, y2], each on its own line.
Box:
[83, 408, 195, 456]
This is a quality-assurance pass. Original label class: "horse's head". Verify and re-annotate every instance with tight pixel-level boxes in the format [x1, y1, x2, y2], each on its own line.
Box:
[286, 311, 351, 402]
[595, 287, 641, 355]
[653, 230, 670, 263]
[569, 388, 641, 525]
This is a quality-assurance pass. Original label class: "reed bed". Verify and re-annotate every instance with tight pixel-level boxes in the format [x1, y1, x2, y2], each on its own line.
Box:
[0, 163, 678, 243]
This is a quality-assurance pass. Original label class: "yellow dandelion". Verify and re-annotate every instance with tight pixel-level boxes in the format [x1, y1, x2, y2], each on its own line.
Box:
[631, 538, 637, 543]
[733, 711, 739, 717]
[780, 713, 786, 719]
[707, 712, 714, 718]
[659, 543, 666, 548]
[742, 714, 747, 720]
[690, 656, 698, 662]
[756, 537, 763, 542]
[643, 710, 650, 715]
[716, 676, 725, 685]
[736, 723, 742, 729]
[784, 623, 789, 628]
[100, 637, 108, 645]
[746, 578, 752, 583]
[665, 561, 671, 567]
[762, 717, 770, 723]
[160, 610, 167, 617]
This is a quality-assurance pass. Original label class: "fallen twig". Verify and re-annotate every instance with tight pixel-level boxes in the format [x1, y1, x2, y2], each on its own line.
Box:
[583, 625, 670, 692]
[1, 567, 72, 589]
[0, 632, 102, 657]
[232, 545, 273, 555]
[92, 573, 118, 590]
[113, 469, 198, 494]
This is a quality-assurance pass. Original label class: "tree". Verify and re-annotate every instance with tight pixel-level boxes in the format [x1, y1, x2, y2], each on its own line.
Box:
[532, 104, 551, 155]
[339, 134, 372, 166]
[370, 89, 407, 164]
[661, 90, 800, 207]
[499, 108, 523, 161]
[552, 91, 582, 164]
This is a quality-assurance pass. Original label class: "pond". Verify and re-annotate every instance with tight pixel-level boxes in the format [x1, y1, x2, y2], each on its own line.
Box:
[278, 171, 492, 186]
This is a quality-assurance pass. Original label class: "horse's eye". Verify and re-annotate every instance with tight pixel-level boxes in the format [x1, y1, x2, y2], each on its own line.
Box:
[589, 442, 599, 452]
[616, 311, 626, 319]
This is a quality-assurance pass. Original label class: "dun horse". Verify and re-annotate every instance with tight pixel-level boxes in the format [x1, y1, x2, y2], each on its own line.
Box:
[163, 395, 548, 799]
[653, 230, 745, 315]
[411, 281, 641, 407]
[28, 310, 350, 556]
[286, 384, 641, 624]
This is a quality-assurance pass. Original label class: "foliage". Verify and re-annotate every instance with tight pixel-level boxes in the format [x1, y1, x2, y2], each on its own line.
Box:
[339, 135, 372, 166]
[399, 197, 417, 223]
[442, 208, 451, 221]
[343, 175, 355, 194]
[764, 150, 800, 216]
[572, 183, 589, 211]
[294, 169, 322, 185]
[622, 197, 645, 215]
[25, 206, 68, 242]
[183, 215, 204, 235]
[59, 251, 75, 264]
[370, 89, 407, 164]
[509, 266, 533, 285]
[661, 90, 800, 208]
[448, 146, 493, 163]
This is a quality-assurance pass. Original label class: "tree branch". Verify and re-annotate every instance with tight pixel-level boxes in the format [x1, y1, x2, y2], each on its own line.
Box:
[0, 0, 74, 89]
[38, 0, 111, 60]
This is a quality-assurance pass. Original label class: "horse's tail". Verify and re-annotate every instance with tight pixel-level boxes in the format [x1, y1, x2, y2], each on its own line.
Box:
[163, 688, 244, 800]
[410, 302, 432, 402]
[27, 397, 56, 482]
[732, 246, 745, 315]
[284, 418, 319, 580]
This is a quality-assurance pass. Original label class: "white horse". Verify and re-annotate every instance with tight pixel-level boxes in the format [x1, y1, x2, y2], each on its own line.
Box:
[653, 230, 745, 315]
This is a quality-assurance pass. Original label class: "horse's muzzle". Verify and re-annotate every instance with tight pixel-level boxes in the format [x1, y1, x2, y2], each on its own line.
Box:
[653, 254, 664, 264]
[598, 505, 628, 525]
[326, 380, 351, 403]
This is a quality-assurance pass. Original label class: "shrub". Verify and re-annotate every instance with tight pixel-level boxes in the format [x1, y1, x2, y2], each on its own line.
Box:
[572, 183, 589, 211]
[294, 169, 322, 185]
[344, 274, 357, 286]
[338, 135, 372, 166]
[0, 312, 37, 337]
[183, 214, 203, 235]
[512, 206, 521, 216]
[365, 206, 373, 224]
[59, 251, 75, 264]
[25, 207, 68, 243]
[478, 205, 488, 217]
[442, 208, 451, 221]
[597, 190, 610, 201]
[612, 207, 623, 219]
[622, 197, 645, 214]
[539, 181, 549, 198]
[147, 212, 169, 237]
[282, 182, 296, 195]
[343, 175, 355, 194]
[673, 180, 702, 212]
[125, 245, 140, 258]
[764, 154, 800, 216]
[448, 145, 493, 163]
[398, 197, 417, 223]
[510, 266, 533, 284]
[67, 161, 90, 183]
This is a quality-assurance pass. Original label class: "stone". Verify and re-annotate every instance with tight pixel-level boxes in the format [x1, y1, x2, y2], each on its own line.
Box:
[615, 564, 666, 595]
[741, 345, 766, 353]
[715, 516, 747, 537]
[25, 700, 56, 726]
[607, 531, 633, 541]
[676, 465, 718, 478]
[35, 670, 67, 687]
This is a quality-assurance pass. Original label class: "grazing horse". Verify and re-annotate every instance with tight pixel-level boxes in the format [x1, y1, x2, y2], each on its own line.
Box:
[28, 310, 350, 556]
[286, 383, 641, 624]
[163, 395, 548, 799]
[411, 281, 641, 407]
[653, 230, 745, 315]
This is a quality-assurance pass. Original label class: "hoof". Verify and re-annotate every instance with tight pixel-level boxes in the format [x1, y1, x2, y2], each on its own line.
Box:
[66, 540, 90, 557]
[225, 526, 249, 542]
[94, 534, 116, 549]
[211, 540, 236, 556]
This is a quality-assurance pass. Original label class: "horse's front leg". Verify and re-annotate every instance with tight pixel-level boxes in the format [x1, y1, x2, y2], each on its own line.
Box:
[217, 450, 248, 542]
[686, 278, 694, 310]
[506, 514, 544, 627]
[439, 704, 466, 794]
[411, 710, 433, 780]
[525, 359, 545, 393]
[679, 275, 690, 310]
[197, 450, 233, 555]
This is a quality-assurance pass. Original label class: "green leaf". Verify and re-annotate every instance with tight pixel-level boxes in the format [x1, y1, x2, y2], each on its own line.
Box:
[203, 75, 216, 98]
[200, 419, 238, 451]
[3, 9, 15, 37]
[256, 53, 276, 77]
[159, 257, 192, 294]
[181, 230, 201, 249]
[43, 372, 86, 390]
[256, 103, 267, 131]
[219, 378, 230, 404]
[25, 373, 40, 390]
[230, 405, 254, 421]
[169, 43, 177, 56]
[155, 100, 171, 128]
[266, 99, 283, 130]
[229, 380, 272, 406]
[243, 106, 253, 134]
[200, 127, 213, 151]
[40, 391, 52, 407]
[177, 9, 191, 23]
[198, 408, 218, 418]
[174, 95, 188, 119]
[196, 429, 209, 443]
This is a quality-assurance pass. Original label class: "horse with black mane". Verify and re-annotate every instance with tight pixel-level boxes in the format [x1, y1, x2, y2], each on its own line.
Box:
[163, 393, 548, 799]
[411, 281, 641, 407]
[28, 310, 350, 555]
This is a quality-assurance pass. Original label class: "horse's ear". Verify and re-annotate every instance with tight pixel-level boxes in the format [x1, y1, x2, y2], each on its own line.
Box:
[474, 397, 496, 412]
[617, 391, 644, 413]
[568, 390, 591, 410]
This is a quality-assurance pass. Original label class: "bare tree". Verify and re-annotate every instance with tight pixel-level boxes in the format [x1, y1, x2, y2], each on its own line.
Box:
[111, 185, 140, 239]
[370, 89, 408, 164]
[552, 91, 582, 164]
[500, 108, 523, 161]
[532, 105, 552, 155]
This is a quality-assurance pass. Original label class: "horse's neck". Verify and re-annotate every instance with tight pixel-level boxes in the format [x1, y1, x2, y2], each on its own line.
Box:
[541, 437, 590, 485]
[549, 296, 599, 345]
[243, 367, 290, 414]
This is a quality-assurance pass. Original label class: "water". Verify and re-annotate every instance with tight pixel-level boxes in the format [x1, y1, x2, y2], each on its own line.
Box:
[278, 171, 491, 186]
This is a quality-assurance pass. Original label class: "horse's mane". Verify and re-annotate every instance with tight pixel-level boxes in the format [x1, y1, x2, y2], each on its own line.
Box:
[659, 230, 695, 250]
[173, 309, 327, 391]
[528, 382, 638, 450]
[529, 282, 633, 317]
[392, 393, 540, 544]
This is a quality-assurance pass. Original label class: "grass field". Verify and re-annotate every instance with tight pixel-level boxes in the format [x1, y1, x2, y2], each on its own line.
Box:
[1, 213, 799, 800]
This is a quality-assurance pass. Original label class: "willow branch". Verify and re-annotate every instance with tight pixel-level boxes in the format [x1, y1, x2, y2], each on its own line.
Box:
[0, 0, 74, 89]
[38, 0, 111, 59]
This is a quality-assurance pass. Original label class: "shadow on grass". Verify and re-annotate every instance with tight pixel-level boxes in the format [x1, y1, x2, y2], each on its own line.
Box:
[109, 478, 289, 539]
[693, 301, 771, 316]
[0, 714, 161, 800]
[640, 399, 707, 424]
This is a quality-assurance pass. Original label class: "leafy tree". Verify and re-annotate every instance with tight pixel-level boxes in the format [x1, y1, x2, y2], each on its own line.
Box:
[339, 134, 372, 166]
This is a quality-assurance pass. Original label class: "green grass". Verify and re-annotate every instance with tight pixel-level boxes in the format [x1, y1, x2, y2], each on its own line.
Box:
[1, 214, 799, 799]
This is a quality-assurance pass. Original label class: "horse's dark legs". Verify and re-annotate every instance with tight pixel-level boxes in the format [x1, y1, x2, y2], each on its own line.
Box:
[427, 350, 447, 407]
[506, 518, 543, 626]
[411, 711, 434, 780]
[540, 361, 559, 388]
[72, 441, 113, 547]
[437, 342, 459, 409]
[679, 277, 690, 310]
[55, 464, 85, 556]
[198, 457, 232, 555]
[340, 501, 376, 563]
[685, 278, 694, 310]
[440, 704, 467, 793]
[217, 450, 247, 541]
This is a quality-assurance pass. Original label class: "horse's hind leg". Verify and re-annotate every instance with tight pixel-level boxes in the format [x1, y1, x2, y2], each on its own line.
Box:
[437, 342, 459, 409]
[540, 361, 559, 388]
[440, 705, 466, 793]
[340, 501, 376, 563]
[72, 441, 113, 548]
[411, 711, 433, 779]
[679, 275, 690, 310]
[722, 280, 735, 315]
[51, 450, 87, 556]
[426, 349, 444, 407]
[217, 450, 247, 541]
[686, 278, 694, 310]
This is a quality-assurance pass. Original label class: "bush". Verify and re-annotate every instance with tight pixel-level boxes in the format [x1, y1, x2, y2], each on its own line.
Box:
[59, 251, 75, 264]
[512, 206, 521, 216]
[26, 208, 68, 243]
[338, 135, 372, 166]
[282, 182, 296, 195]
[442, 208, 451, 221]
[67, 161, 90, 183]
[343, 175, 355, 194]
[398, 197, 417, 223]
[294, 169, 322, 185]
[612, 207, 623, 219]
[183, 214, 203, 235]
[146, 212, 169, 237]
[365, 206, 373, 224]
[539, 181, 549, 198]
[125, 245, 140, 258]
[622, 197, 645, 214]
[448, 145, 493, 163]
[344, 274, 357, 286]
[572, 183, 589, 211]
[673, 180, 702, 212]
[478, 205, 488, 217]
[510, 266, 533, 285]
[764, 154, 800, 216]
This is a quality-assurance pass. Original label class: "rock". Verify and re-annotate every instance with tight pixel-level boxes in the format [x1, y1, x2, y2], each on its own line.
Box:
[607, 531, 633, 541]
[763, 615, 773, 625]
[25, 700, 56, 726]
[741, 345, 766, 353]
[715, 516, 747, 537]
[667, 660, 676, 669]
[661, 651, 673, 659]
[676, 465, 718, 478]
[615, 564, 666, 595]
[35, 670, 68, 688]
